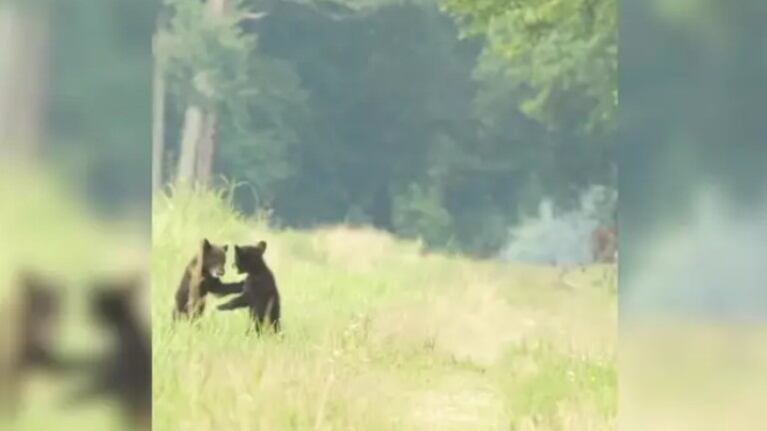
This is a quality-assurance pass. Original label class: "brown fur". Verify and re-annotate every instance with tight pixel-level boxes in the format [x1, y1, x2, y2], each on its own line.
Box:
[0, 271, 66, 415]
[173, 239, 239, 321]
[185, 245, 205, 317]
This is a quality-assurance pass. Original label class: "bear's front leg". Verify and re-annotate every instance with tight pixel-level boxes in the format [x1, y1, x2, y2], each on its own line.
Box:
[217, 294, 249, 311]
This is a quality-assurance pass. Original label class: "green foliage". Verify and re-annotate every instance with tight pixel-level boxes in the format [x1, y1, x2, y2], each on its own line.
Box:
[215, 56, 309, 208]
[152, 0, 617, 256]
[158, 0, 258, 109]
[441, 0, 617, 135]
[391, 183, 453, 249]
[39, 0, 618, 254]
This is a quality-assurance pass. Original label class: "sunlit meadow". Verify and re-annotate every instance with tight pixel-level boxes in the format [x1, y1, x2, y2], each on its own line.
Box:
[152, 186, 616, 430]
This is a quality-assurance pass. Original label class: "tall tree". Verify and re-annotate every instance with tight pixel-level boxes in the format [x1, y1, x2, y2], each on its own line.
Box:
[441, 0, 617, 135]
[158, 0, 257, 184]
[174, 0, 223, 184]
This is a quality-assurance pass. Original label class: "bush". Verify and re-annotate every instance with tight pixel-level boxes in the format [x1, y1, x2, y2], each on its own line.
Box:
[499, 185, 616, 265]
[391, 183, 453, 249]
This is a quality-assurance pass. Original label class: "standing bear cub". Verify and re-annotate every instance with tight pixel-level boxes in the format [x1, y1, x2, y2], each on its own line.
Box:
[217, 241, 281, 333]
[173, 239, 240, 320]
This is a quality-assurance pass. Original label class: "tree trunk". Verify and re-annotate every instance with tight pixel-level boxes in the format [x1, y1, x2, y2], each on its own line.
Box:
[176, 105, 204, 184]
[174, 0, 227, 185]
[193, 0, 226, 184]
[151, 29, 166, 190]
[0, 4, 49, 160]
[195, 111, 217, 183]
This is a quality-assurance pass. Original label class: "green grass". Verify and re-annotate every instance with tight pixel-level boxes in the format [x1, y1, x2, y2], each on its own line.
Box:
[152, 186, 617, 430]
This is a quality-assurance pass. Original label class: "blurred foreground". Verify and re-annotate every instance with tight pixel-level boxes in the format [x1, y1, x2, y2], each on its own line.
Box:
[621, 0, 767, 428]
[620, 188, 767, 431]
[0, 162, 150, 431]
[1, 0, 152, 427]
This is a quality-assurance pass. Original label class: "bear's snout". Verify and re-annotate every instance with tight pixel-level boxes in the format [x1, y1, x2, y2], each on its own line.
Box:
[210, 266, 225, 277]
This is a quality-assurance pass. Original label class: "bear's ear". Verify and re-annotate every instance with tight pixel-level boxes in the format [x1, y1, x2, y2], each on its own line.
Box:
[256, 241, 267, 254]
[222, 245, 229, 252]
[202, 238, 212, 250]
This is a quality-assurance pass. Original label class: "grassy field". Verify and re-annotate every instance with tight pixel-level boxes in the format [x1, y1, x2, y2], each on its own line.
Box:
[152, 187, 617, 431]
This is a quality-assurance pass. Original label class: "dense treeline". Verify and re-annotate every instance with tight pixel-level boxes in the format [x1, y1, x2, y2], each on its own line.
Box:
[40, 0, 617, 256]
[155, 0, 617, 256]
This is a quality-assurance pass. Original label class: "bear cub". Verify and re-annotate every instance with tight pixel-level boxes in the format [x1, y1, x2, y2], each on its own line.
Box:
[0, 272, 67, 414]
[69, 277, 151, 431]
[173, 238, 240, 320]
[217, 241, 281, 333]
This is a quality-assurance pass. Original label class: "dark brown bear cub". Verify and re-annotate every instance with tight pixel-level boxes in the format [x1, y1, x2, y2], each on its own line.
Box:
[173, 238, 240, 320]
[0, 272, 68, 415]
[68, 276, 151, 431]
[217, 241, 281, 333]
